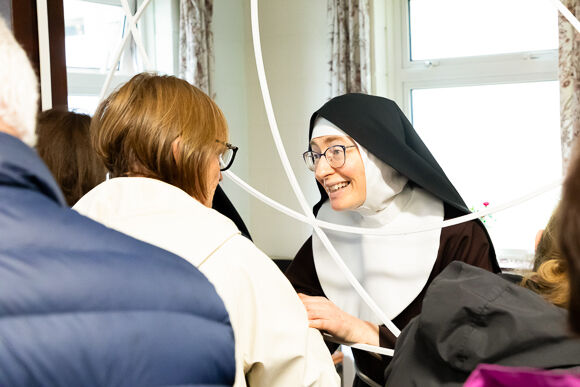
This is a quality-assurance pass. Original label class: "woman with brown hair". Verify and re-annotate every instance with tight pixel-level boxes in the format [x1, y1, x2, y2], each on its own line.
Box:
[36, 109, 106, 206]
[73, 73, 339, 387]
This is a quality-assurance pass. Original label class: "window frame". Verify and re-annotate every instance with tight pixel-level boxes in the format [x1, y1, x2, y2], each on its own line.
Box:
[378, 0, 558, 117]
[374, 0, 561, 267]
[65, 0, 180, 112]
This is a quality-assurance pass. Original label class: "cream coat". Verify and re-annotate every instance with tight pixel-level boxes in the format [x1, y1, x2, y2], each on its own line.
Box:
[74, 177, 339, 387]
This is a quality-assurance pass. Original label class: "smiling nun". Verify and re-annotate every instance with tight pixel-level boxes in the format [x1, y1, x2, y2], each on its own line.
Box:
[286, 93, 500, 386]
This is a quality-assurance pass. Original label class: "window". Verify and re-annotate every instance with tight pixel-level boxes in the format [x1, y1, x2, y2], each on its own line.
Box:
[408, 0, 557, 60]
[64, 0, 126, 71]
[64, 0, 179, 114]
[381, 0, 562, 268]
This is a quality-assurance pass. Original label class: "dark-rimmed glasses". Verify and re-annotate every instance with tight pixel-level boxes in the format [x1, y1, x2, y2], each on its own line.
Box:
[303, 145, 357, 172]
[216, 140, 238, 171]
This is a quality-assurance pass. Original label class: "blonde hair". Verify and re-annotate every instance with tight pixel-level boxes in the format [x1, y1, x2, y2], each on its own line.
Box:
[521, 259, 569, 308]
[0, 17, 39, 145]
[521, 209, 569, 308]
[91, 73, 228, 204]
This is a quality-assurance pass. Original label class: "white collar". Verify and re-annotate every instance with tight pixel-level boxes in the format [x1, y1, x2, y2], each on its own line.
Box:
[73, 177, 240, 268]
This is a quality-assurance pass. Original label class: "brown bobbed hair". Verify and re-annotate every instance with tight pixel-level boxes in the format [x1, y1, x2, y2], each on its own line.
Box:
[559, 142, 580, 334]
[91, 73, 228, 205]
[36, 109, 106, 206]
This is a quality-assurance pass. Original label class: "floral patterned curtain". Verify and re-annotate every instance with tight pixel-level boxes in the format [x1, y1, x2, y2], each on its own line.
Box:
[559, 0, 580, 171]
[179, 0, 214, 97]
[328, 0, 371, 97]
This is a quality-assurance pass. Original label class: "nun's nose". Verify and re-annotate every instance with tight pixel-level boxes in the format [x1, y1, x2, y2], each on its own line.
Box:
[315, 155, 334, 180]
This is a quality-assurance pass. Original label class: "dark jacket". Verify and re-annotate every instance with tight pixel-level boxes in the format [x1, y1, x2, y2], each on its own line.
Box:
[0, 132, 236, 386]
[385, 261, 580, 386]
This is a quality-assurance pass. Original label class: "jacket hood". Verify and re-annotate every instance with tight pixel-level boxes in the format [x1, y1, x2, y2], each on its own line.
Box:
[385, 262, 580, 386]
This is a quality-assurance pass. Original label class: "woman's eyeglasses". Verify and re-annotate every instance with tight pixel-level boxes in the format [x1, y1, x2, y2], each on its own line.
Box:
[216, 140, 238, 171]
[302, 145, 356, 172]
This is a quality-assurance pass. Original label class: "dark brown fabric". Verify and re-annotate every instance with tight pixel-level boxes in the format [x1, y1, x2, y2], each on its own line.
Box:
[285, 204, 497, 385]
[212, 184, 252, 241]
[11, 0, 67, 108]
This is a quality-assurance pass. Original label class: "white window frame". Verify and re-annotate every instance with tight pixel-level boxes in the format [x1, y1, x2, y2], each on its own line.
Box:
[370, 0, 560, 267]
[372, 0, 558, 117]
[66, 0, 179, 105]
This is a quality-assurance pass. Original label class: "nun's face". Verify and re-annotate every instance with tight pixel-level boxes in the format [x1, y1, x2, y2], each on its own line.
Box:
[311, 135, 366, 211]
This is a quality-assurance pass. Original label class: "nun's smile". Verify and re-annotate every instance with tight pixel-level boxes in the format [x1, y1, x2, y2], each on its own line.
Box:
[310, 135, 366, 211]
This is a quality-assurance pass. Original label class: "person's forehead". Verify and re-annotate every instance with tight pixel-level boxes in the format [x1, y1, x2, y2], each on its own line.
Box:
[310, 135, 354, 149]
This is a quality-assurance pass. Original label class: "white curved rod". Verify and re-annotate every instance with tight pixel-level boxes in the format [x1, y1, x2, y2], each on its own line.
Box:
[249, 0, 312, 217]
[316, 178, 563, 236]
[547, 0, 580, 32]
[225, 170, 562, 237]
[120, 0, 153, 70]
[351, 343, 394, 357]
[223, 171, 310, 224]
[225, 172, 402, 338]
[311, 224, 401, 337]
[98, 0, 153, 102]
[250, 0, 400, 338]
[323, 333, 394, 356]
[249, 0, 567, 350]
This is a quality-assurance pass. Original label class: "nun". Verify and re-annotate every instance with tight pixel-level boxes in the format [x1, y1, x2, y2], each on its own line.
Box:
[286, 93, 500, 386]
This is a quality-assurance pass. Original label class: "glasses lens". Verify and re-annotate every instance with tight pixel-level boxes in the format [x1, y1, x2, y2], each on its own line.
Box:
[220, 148, 233, 169]
[303, 151, 317, 171]
[327, 146, 345, 168]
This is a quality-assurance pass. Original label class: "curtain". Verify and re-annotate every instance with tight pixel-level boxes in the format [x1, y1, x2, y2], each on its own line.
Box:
[559, 0, 580, 171]
[328, 0, 371, 97]
[179, 0, 214, 97]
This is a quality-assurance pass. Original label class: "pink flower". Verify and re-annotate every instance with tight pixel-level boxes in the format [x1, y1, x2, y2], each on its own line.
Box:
[483, 202, 489, 207]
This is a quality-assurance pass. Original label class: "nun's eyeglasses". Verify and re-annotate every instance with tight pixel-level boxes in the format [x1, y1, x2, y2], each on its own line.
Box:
[303, 145, 357, 171]
[216, 140, 238, 171]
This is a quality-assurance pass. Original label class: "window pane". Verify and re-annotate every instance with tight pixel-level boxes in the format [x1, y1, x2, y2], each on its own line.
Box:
[64, 0, 125, 70]
[409, 0, 558, 60]
[411, 82, 561, 268]
[68, 95, 100, 115]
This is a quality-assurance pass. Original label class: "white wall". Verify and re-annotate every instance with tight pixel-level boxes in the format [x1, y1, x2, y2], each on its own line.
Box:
[213, 0, 252, 232]
[213, 0, 329, 259]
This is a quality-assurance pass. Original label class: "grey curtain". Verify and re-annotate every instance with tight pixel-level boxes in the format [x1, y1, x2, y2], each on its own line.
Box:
[179, 0, 214, 97]
[559, 0, 580, 171]
[328, 0, 371, 97]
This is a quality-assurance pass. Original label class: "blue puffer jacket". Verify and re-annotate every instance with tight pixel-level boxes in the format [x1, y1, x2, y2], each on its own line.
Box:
[0, 132, 236, 386]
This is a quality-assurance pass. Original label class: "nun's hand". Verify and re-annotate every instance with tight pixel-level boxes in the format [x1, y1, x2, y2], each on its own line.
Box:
[298, 293, 379, 346]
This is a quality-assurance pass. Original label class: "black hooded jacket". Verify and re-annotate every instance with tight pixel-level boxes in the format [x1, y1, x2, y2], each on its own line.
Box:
[385, 261, 580, 386]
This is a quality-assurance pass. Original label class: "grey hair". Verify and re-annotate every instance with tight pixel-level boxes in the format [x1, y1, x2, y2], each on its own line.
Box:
[0, 17, 39, 145]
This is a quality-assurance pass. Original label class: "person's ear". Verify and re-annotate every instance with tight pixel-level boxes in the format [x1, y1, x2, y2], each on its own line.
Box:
[535, 229, 544, 250]
[171, 137, 181, 163]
